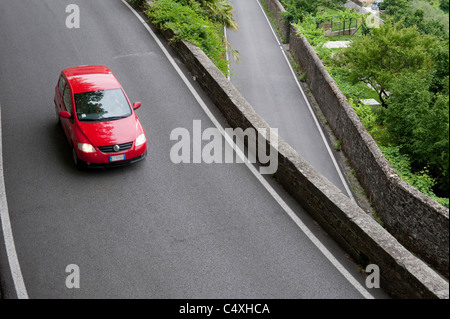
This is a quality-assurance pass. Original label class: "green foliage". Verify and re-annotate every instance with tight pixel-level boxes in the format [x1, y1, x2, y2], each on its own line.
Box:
[428, 38, 449, 93]
[339, 22, 439, 108]
[284, 0, 449, 203]
[385, 0, 449, 38]
[380, 145, 448, 207]
[383, 0, 410, 17]
[293, 15, 327, 46]
[350, 100, 390, 145]
[380, 146, 435, 195]
[380, 72, 449, 196]
[351, 98, 448, 206]
[409, 0, 449, 33]
[329, 66, 379, 101]
[281, 0, 323, 22]
[381, 72, 434, 149]
[441, 0, 450, 12]
[179, 0, 238, 30]
[280, 0, 346, 22]
[128, 0, 146, 6]
[145, 0, 229, 75]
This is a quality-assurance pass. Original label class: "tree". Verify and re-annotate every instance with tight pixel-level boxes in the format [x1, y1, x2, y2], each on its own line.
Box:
[382, 72, 433, 149]
[282, 0, 322, 22]
[389, 0, 450, 38]
[339, 22, 438, 108]
[440, 0, 449, 13]
[429, 41, 449, 93]
[382, 73, 449, 194]
[383, 0, 410, 17]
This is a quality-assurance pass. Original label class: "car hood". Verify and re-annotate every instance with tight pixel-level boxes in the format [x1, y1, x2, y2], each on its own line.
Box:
[77, 115, 142, 147]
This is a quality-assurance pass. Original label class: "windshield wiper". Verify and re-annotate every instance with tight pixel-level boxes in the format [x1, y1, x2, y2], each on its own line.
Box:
[78, 118, 100, 122]
[101, 115, 129, 121]
[77, 115, 129, 122]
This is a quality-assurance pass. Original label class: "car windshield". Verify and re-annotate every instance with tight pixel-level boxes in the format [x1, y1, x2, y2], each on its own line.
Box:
[74, 88, 132, 122]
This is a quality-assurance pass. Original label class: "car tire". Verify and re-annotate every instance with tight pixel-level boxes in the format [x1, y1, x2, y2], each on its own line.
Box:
[72, 147, 83, 170]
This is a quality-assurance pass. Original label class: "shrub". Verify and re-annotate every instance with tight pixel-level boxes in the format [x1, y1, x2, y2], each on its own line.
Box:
[145, 0, 229, 75]
[128, 0, 147, 8]
[380, 145, 448, 207]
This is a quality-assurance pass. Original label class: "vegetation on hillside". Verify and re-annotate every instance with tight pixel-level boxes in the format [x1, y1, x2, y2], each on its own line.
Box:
[129, 0, 238, 75]
[285, 0, 449, 206]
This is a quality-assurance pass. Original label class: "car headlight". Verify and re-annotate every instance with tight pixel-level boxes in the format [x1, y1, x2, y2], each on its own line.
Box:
[135, 133, 146, 147]
[78, 143, 96, 153]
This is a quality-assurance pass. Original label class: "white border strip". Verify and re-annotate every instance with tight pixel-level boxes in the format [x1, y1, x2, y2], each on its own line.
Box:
[0, 103, 29, 299]
[122, 0, 374, 299]
[224, 26, 231, 80]
[253, 0, 355, 203]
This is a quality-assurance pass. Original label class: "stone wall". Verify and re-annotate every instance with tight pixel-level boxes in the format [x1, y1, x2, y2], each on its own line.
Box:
[260, 0, 449, 278]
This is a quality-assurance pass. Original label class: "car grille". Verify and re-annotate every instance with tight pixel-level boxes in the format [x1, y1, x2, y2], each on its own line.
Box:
[98, 142, 133, 153]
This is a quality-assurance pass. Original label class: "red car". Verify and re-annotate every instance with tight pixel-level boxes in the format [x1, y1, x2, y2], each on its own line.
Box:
[54, 65, 147, 168]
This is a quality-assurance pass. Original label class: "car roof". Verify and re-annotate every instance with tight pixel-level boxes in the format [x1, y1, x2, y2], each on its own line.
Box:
[62, 65, 122, 94]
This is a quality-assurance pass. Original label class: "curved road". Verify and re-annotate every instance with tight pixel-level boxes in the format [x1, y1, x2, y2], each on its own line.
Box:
[0, 0, 386, 299]
[228, 0, 352, 198]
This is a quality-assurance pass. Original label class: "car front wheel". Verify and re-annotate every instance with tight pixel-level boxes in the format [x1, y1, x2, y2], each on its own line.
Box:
[72, 147, 83, 170]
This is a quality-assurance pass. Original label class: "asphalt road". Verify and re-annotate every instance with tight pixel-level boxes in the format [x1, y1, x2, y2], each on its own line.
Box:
[228, 0, 351, 197]
[0, 0, 386, 299]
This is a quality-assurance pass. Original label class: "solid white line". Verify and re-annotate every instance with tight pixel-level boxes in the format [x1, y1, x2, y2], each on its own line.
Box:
[122, 0, 373, 299]
[0, 104, 29, 299]
[254, 0, 356, 203]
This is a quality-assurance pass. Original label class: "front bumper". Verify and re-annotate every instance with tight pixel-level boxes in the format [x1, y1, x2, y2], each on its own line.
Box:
[75, 141, 147, 168]
[78, 151, 147, 168]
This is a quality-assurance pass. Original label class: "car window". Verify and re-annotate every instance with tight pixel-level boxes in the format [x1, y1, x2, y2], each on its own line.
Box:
[74, 88, 132, 122]
[58, 75, 66, 96]
[63, 84, 73, 114]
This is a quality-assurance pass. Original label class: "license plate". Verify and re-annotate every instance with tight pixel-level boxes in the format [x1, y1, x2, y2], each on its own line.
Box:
[109, 154, 126, 162]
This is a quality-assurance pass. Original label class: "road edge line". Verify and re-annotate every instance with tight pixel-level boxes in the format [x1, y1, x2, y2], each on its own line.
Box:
[254, 0, 356, 203]
[0, 103, 29, 299]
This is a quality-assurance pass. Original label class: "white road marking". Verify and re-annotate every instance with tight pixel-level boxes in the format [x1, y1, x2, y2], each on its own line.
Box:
[122, 0, 373, 299]
[0, 104, 29, 299]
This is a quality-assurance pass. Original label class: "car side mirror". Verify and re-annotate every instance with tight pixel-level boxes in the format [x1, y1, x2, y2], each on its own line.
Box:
[133, 102, 142, 110]
[59, 111, 72, 119]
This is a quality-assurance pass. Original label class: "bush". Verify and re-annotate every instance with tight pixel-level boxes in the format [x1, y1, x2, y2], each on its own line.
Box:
[380, 145, 449, 207]
[350, 100, 390, 145]
[145, 0, 229, 75]
[128, 0, 147, 8]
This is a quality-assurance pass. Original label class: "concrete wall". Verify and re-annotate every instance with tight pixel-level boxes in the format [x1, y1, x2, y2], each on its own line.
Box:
[260, 0, 449, 278]
[140, 9, 450, 298]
